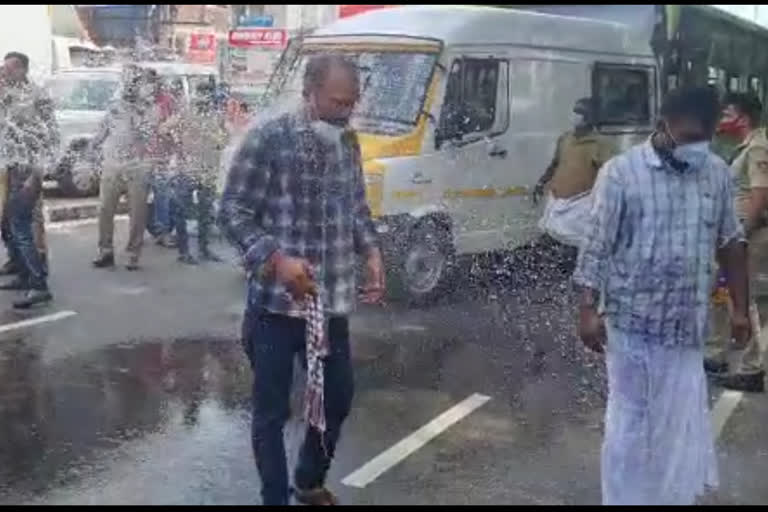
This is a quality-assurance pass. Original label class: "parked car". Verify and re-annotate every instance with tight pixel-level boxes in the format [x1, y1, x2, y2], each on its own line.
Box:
[44, 63, 219, 197]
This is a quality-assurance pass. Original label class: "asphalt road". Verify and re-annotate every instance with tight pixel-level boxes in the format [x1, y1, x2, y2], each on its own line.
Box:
[0, 218, 766, 505]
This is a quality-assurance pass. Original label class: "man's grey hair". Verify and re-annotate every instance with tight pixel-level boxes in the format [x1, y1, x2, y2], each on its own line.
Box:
[302, 54, 359, 97]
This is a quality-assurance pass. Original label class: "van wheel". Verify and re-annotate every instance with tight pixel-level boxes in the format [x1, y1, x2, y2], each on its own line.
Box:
[394, 219, 458, 305]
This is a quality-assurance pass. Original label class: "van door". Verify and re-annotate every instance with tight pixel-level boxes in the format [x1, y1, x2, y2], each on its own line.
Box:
[433, 55, 511, 255]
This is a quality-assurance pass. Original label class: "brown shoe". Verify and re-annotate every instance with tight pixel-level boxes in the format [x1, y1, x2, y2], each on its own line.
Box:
[292, 486, 339, 506]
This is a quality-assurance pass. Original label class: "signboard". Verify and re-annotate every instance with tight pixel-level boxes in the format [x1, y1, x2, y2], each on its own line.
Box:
[186, 32, 217, 64]
[228, 28, 288, 49]
[338, 5, 397, 19]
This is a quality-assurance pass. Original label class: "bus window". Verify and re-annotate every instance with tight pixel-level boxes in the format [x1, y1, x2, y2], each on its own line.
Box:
[592, 63, 652, 127]
[728, 76, 739, 92]
[750, 77, 764, 101]
[708, 67, 717, 86]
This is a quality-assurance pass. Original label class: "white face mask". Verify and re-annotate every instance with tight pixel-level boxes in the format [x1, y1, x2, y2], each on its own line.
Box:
[570, 111, 586, 128]
[672, 141, 710, 170]
[311, 119, 345, 145]
[665, 121, 711, 170]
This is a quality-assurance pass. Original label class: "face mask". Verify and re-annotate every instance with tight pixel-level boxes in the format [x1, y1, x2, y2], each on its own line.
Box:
[570, 112, 586, 128]
[311, 119, 346, 145]
[671, 141, 710, 170]
[717, 116, 748, 138]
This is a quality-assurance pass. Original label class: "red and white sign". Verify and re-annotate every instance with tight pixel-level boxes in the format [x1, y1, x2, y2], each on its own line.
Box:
[228, 28, 288, 49]
[186, 32, 217, 64]
[338, 5, 398, 18]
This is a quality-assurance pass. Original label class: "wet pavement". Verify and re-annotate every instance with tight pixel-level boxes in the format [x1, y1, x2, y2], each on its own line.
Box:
[1, 220, 767, 505]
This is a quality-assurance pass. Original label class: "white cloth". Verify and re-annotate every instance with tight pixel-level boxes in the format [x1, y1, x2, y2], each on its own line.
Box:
[602, 322, 718, 505]
[538, 191, 592, 248]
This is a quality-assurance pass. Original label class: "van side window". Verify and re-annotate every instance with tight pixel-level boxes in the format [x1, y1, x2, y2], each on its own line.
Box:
[439, 58, 507, 142]
[592, 64, 652, 126]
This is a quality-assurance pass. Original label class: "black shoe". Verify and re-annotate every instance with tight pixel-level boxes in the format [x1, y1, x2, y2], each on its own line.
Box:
[125, 256, 141, 271]
[714, 371, 766, 393]
[13, 289, 53, 309]
[704, 358, 729, 375]
[199, 249, 222, 263]
[178, 253, 198, 265]
[0, 277, 29, 290]
[0, 260, 19, 276]
[92, 253, 115, 268]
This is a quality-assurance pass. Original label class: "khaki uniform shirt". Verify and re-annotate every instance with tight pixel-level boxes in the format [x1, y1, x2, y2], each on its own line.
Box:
[547, 130, 614, 199]
[732, 127, 768, 221]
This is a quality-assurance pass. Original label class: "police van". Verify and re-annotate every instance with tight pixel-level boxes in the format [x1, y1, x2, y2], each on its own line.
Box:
[265, 5, 657, 303]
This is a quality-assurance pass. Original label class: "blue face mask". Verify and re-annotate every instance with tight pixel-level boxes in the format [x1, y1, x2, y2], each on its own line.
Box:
[671, 141, 710, 171]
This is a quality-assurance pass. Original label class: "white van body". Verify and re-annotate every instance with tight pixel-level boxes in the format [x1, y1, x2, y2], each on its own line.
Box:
[272, 5, 657, 301]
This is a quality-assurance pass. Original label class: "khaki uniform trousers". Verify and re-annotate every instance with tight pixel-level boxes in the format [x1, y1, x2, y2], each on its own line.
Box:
[706, 228, 768, 375]
[97, 161, 149, 260]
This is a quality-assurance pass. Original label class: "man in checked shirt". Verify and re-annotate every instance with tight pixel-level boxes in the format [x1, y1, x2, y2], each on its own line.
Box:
[574, 87, 749, 505]
[219, 54, 385, 506]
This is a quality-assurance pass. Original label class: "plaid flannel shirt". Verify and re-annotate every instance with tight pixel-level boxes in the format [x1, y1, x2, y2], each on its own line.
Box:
[0, 80, 60, 180]
[219, 108, 378, 316]
[573, 140, 743, 346]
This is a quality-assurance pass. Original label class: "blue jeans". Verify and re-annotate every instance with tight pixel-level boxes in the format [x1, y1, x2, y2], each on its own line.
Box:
[241, 310, 354, 505]
[5, 177, 47, 290]
[149, 172, 173, 237]
[171, 174, 215, 255]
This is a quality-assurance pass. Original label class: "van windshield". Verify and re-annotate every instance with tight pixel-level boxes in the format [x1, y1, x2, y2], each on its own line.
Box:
[283, 50, 438, 135]
[46, 75, 121, 112]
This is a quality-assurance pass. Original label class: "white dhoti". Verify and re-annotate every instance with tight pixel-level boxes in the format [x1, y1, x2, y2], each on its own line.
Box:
[602, 323, 718, 505]
[538, 191, 592, 249]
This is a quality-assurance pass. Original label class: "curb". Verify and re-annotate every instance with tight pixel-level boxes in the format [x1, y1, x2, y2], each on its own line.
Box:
[44, 198, 127, 224]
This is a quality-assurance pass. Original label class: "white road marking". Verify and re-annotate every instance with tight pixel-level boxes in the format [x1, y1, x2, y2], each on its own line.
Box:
[395, 324, 427, 333]
[0, 310, 78, 334]
[341, 393, 491, 488]
[710, 316, 768, 439]
[711, 390, 743, 439]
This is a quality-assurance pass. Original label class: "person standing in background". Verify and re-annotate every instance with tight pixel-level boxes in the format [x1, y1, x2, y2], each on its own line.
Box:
[706, 92, 768, 392]
[533, 97, 615, 273]
[168, 82, 227, 264]
[90, 67, 154, 271]
[0, 52, 59, 308]
[146, 73, 180, 248]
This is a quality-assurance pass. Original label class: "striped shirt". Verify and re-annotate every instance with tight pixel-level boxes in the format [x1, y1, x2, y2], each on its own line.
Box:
[573, 139, 743, 346]
[219, 108, 378, 316]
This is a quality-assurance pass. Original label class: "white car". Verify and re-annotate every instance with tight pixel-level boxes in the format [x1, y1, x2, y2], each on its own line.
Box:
[45, 63, 220, 196]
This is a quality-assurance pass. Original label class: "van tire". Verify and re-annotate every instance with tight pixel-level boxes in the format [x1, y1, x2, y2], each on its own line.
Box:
[389, 218, 458, 306]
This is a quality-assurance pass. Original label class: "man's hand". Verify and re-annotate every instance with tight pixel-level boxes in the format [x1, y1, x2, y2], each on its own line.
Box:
[266, 252, 316, 302]
[578, 306, 605, 353]
[730, 310, 751, 350]
[360, 247, 385, 304]
[20, 174, 41, 206]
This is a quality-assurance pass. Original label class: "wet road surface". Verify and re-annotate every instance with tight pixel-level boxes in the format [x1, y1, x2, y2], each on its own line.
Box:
[1, 220, 767, 505]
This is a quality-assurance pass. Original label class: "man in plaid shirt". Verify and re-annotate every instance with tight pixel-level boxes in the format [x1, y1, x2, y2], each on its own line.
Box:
[575, 87, 749, 505]
[219, 54, 384, 506]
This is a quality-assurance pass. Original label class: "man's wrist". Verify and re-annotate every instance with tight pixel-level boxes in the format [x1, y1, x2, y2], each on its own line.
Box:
[260, 250, 282, 279]
[577, 286, 600, 309]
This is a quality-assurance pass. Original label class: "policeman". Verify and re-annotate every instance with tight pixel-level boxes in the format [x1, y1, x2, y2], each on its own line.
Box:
[533, 97, 614, 273]
[706, 92, 768, 392]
